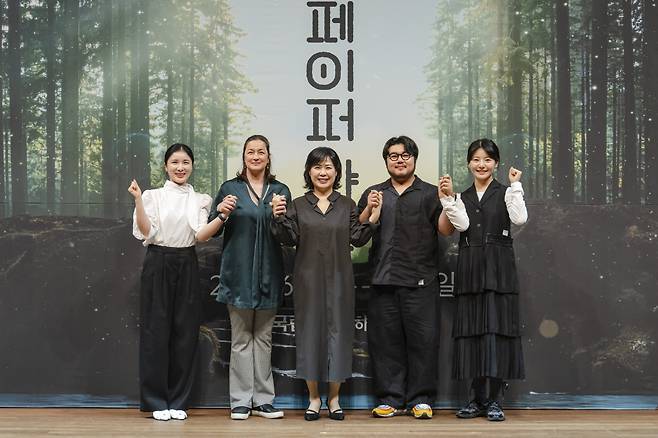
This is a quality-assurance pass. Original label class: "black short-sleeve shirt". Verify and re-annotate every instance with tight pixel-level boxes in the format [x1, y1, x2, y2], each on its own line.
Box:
[357, 176, 442, 288]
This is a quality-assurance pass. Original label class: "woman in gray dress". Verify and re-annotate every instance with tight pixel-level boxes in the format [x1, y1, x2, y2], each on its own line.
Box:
[271, 147, 381, 421]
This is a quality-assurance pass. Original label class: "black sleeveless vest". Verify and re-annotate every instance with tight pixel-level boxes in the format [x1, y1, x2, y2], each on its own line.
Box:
[456, 179, 519, 295]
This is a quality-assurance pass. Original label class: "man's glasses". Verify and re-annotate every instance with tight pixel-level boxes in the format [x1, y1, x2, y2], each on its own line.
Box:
[387, 152, 412, 161]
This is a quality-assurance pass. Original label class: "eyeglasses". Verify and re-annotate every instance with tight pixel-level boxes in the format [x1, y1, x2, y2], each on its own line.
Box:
[387, 152, 412, 161]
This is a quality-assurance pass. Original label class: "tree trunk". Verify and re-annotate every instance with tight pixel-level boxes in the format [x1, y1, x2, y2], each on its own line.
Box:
[507, 0, 523, 170]
[61, 0, 80, 215]
[535, 53, 541, 197]
[486, 87, 493, 139]
[586, 1, 608, 203]
[45, 0, 57, 214]
[543, 48, 548, 198]
[180, 72, 187, 144]
[166, 63, 174, 147]
[612, 72, 619, 201]
[446, 83, 454, 176]
[645, 0, 658, 204]
[467, 38, 473, 141]
[210, 117, 217, 194]
[130, 0, 150, 188]
[129, 2, 139, 180]
[102, 0, 116, 218]
[554, 0, 574, 202]
[475, 64, 480, 137]
[138, 0, 150, 187]
[496, 1, 506, 146]
[528, 30, 535, 198]
[621, 0, 638, 203]
[550, 2, 558, 196]
[116, 0, 128, 214]
[189, 67, 194, 148]
[8, 0, 27, 215]
[0, 0, 6, 217]
[580, 38, 587, 201]
[437, 93, 443, 175]
[222, 101, 228, 182]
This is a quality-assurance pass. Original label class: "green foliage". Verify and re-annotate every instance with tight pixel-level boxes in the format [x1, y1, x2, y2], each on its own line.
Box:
[5, 0, 253, 217]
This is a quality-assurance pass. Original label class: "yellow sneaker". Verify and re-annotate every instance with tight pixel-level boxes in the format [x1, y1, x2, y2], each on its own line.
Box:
[372, 404, 397, 418]
[412, 403, 433, 419]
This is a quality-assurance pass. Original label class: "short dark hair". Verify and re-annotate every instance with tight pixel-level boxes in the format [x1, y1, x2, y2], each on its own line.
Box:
[237, 134, 276, 182]
[466, 138, 500, 163]
[382, 135, 419, 161]
[164, 143, 194, 164]
[303, 146, 342, 190]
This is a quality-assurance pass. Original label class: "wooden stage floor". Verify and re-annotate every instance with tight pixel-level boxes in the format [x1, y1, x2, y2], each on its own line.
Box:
[0, 408, 656, 437]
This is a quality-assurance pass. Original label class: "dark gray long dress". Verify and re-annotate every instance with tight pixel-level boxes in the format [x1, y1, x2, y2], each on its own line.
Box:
[272, 191, 376, 382]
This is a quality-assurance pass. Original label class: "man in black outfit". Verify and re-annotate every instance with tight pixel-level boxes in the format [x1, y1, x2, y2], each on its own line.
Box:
[358, 135, 446, 419]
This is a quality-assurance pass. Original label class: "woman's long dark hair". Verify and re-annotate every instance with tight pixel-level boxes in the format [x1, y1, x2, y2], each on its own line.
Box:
[237, 134, 276, 182]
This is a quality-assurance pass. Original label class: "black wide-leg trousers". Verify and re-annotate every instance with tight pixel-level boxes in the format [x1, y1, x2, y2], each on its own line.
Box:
[367, 280, 440, 409]
[139, 245, 201, 412]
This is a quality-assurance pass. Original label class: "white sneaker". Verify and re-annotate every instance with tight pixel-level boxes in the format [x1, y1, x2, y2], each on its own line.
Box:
[169, 409, 188, 420]
[152, 410, 171, 421]
[252, 404, 284, 419]
[230, 406, 251, 420]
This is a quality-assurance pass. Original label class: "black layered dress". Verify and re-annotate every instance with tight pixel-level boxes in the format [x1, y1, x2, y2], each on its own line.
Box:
[452, 179, 525, 380]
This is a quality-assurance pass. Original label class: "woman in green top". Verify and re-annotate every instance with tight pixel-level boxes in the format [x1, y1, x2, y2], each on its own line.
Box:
[204, 135, 292, 420]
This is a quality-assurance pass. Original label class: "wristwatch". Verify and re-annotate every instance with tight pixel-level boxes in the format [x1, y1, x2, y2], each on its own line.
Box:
[218, 212, 228, 222]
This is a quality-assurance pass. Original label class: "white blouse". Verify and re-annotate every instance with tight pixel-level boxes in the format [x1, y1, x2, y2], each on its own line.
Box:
[132, 180, 212, 247]
[440, 181, 528, 231]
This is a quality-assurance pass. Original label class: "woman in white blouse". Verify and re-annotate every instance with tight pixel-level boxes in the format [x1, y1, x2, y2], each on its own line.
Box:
[129, 143, 221, 421]
[438, 138, 528, 422]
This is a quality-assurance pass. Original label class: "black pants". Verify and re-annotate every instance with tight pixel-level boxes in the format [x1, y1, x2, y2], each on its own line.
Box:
[367, 280, 440, 409]
[139, 245, 201, 412]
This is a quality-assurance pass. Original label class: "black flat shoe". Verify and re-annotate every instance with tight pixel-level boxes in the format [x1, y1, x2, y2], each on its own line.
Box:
[304, 409, 320, 421]
[328, 408, 344, 421]
[456, 400, 487, 419]
[486, 401, 505, 421]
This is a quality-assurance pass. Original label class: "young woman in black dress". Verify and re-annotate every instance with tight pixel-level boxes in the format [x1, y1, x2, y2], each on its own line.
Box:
[438, 138, 528, 421]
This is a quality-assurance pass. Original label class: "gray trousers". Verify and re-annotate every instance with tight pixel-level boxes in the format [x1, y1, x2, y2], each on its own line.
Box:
[227, 304, 277, 408]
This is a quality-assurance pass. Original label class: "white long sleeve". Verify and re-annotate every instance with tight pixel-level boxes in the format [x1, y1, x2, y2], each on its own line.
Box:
[132, 190, 159, 244]
[132, 181, 210, 247]
[440, 193, 470, 231]
[193, 193, 213, 239]
[504, 181, 528, 225]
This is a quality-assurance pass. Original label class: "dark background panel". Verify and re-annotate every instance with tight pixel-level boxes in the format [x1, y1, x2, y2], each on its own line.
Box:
[1, 205, 656, 408]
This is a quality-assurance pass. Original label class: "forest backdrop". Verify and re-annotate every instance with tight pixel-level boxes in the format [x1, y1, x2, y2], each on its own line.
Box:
[0, 0, 657, 408]
[0, 0, 656, 215]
